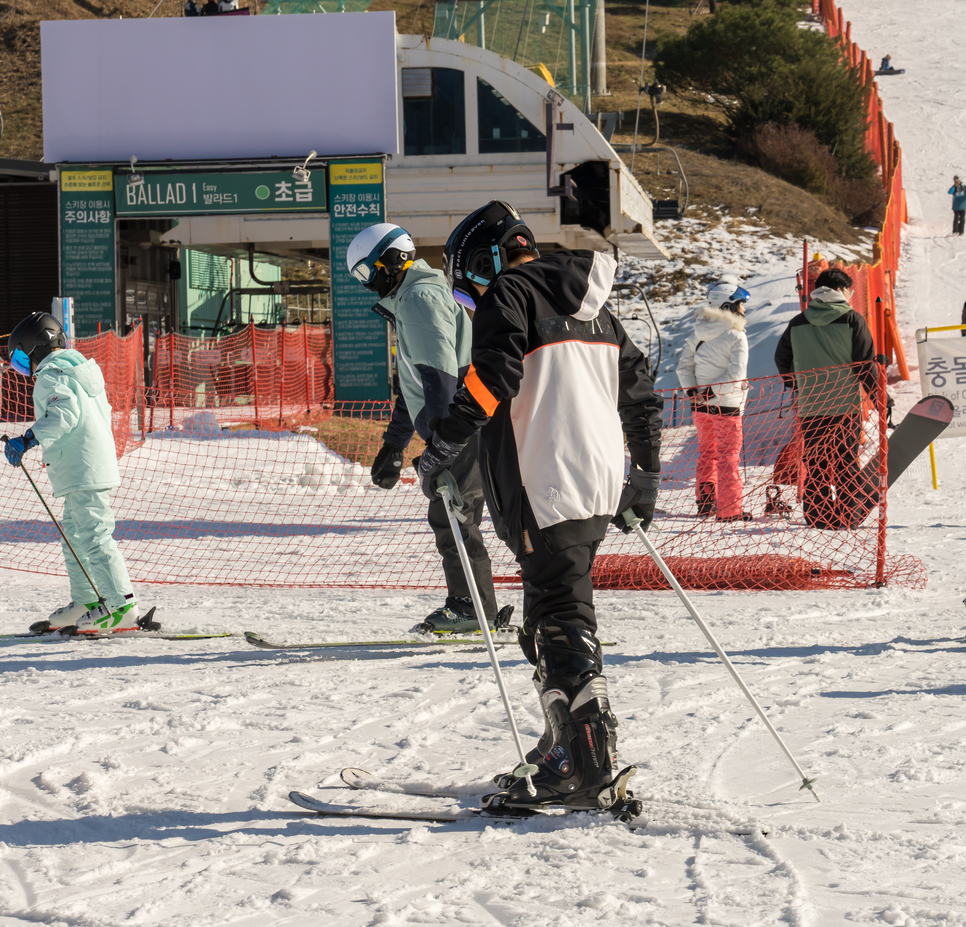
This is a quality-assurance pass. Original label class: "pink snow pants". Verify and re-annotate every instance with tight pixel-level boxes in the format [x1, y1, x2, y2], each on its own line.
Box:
[694, 412, 744, 518]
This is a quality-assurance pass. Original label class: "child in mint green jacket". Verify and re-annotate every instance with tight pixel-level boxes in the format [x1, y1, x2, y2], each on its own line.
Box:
[5, 312, 139, 634]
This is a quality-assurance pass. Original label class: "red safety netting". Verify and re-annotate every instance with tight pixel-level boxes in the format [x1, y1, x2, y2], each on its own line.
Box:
[0, 358, 925, 591]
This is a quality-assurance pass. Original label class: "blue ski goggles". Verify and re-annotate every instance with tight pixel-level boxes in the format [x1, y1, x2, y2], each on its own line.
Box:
[452, 288, 477, 312]
[730, 286, 751, 303]
[9, 348, 32, 377]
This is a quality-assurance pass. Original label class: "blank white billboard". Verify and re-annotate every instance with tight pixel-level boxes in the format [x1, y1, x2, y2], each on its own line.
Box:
[42, 13, 398, 163]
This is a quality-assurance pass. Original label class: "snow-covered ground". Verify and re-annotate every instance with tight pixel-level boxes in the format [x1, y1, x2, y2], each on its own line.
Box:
[2, 3, 966, 924]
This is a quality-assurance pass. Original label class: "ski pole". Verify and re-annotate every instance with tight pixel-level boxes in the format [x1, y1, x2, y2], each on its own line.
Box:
[623, 509, 821, 802]
[436, 470, 538, 797]
[2, 435, 106, 610]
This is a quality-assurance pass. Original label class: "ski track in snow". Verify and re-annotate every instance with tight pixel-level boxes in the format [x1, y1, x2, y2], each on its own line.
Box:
[3, 1, 966, 923]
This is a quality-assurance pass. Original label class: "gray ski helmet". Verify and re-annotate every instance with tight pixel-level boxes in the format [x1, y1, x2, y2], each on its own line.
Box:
[7, 312, 66, 376]
[443, 201, 537, 306]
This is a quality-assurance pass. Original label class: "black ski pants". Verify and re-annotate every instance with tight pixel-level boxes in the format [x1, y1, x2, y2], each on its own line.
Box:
[426, 433, 498, 621]
[512, 512, 604, 694]
[954, 210, 965, 235]
[800, 413, 870, 529]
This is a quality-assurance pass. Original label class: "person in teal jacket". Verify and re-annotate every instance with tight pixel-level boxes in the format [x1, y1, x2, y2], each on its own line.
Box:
[949, 176, 965, 235]
[5, 312, 139, 634]
[346, 224, 502, 634]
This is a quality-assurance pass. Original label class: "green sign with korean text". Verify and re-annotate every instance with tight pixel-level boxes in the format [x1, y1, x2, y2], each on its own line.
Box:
[328, 158, 390, 402]
[60, 169, 116, 336]
[115, 170, 326, 216]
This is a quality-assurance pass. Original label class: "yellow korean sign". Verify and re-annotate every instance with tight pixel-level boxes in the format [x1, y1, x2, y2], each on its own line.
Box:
[60, 170, 114, 192]
[329, 162, 383, 186]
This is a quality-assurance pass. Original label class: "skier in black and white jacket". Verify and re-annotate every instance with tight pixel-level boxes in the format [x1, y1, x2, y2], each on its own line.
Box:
[418, 201, 664, 812]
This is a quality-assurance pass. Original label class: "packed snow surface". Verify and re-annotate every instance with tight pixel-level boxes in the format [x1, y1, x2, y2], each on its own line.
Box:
[2, 1, 966, 924]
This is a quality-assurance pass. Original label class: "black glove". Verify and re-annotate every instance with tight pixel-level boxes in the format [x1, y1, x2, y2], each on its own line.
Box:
[611, 466, 660, 533]
[417, 435, 468, 500]
[688, 386, 713, 410]
[370, 442, 406, 489]
[4, 430, 38, 467]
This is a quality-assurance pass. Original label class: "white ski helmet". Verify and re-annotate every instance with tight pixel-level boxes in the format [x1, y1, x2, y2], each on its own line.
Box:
[707, 282, 751, 313]
[346, 223, 416, 289]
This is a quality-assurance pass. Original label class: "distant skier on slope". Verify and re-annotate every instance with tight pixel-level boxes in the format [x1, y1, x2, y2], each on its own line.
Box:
[880, 54, 894, 71]
[676, 280, 752, 522]
[418, 201, 664, 813]
[3, 312, 140, 633]
[948, 176, 966, 236]
[346, 223, 504, 635]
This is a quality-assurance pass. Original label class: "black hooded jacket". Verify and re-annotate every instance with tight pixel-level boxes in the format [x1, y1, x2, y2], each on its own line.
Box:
[438, 249, 663, 551]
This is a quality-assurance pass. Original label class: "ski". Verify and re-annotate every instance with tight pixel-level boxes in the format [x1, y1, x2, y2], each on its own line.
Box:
[243, 631, 515, 650]
[337, 767, 769, 835]
[0, 630, 235, 643]
[342, 766, 473, 799]
[289, 792, 498, 824]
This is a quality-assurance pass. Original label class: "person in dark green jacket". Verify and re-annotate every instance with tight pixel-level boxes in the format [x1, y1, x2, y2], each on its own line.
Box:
[774, 268, 878, 530]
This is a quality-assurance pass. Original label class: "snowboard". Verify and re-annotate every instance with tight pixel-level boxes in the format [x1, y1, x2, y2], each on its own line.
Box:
[870, 394, 953, 489]
[875, 68, 905, 75]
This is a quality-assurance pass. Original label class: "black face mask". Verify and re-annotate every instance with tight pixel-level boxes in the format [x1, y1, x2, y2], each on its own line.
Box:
[367, 267, 397, 300]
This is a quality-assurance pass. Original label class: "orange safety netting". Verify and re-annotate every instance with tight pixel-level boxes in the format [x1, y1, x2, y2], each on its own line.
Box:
[805, 0, 910, 379]
[1, 326, 144, 458]
[0, 353, 926, 591]
[149, 322, 334, 429]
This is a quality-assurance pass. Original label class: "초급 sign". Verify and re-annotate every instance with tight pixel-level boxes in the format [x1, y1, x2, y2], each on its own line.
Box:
[115, 171, 327, 216]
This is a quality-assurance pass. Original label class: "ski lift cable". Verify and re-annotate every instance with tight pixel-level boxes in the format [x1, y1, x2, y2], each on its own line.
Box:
[630, 0, 651, 173]
[610, 282, 662, 377]
[513, 0, 532, 61]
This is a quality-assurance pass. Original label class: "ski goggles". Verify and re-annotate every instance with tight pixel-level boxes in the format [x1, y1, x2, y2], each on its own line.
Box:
[349, 229, 409, 286]
[730, 286, 751, 303]
[452, 288, 477, 312]
[9, 348, 32, 377]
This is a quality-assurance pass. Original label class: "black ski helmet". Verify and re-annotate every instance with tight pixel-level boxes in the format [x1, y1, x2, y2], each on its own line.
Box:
[443, 201, 537, 307]
[7, 312, 67, 376]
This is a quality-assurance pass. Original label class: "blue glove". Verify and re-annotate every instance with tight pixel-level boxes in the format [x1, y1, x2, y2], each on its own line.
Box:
[4, 430, 39, 467]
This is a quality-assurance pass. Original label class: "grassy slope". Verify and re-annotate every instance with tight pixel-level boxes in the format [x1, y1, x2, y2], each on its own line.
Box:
[1, 0, 868, 248]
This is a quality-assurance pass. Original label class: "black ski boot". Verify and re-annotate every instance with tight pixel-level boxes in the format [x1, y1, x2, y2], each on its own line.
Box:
[482, 675, 640, 817]
[764, 485, 792, 517]
[696, 482, 716, 518]
[492, 674, 553, 789]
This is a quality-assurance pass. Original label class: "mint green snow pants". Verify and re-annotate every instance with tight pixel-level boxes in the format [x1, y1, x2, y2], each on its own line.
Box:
[60, 488, 134, 608]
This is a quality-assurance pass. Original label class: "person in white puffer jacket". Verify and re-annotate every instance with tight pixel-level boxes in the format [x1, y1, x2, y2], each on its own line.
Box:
[676, 282, 750, 521]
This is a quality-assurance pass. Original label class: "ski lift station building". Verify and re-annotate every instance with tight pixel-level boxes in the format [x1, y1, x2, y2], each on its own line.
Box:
[2, 11, 666, 400]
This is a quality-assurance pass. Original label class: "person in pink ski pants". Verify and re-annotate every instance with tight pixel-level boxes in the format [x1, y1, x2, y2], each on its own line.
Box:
[676, 281, 751, 522]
